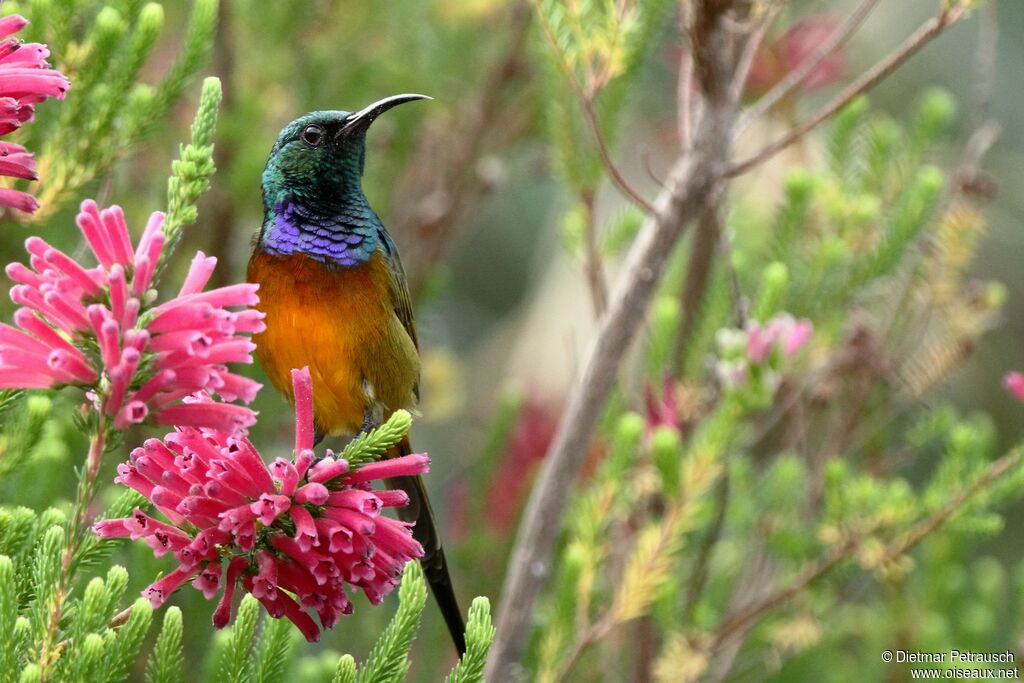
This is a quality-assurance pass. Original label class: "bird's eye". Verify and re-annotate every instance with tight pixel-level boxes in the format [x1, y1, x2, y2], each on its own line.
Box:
[301, 124, 323, 146]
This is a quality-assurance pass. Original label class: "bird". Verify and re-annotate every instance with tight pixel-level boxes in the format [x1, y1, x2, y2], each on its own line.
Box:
[246, 94, 466, 655]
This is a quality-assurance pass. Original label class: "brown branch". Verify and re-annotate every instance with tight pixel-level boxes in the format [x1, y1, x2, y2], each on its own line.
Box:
[727, 3, 777, 106]
[735, 0, 882, 135]
[678, 49, 695, 150]
[727, 3, 967, 177]
[485, 0, 745, 677]
[579, 94, 656, 214]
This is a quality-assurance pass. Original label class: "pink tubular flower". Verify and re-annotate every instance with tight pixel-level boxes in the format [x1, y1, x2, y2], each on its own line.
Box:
[0, 200, 263, 434]
[0, 15, 69, 213]
[94, 366, 428, 642]
[1004, 372, 1024, 403]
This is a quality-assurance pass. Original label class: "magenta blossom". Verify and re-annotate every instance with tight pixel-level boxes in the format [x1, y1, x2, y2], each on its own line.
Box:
[95, 367, 429, 642]
[746, 314, 813, 363]
[1005, 372, 1024, 403]
[0, 199, 262, 433]
[644, 375, 682, 442]
[0, 14, 70, 213]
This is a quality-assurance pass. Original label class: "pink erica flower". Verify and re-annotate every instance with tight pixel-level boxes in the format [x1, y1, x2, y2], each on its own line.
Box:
[0, 199, 262, 433]
[746, 17, 844, 99]
[95, 367, 428, 642]
[0, 14, 69, 213]
[1004, 372, 1024, 403]
[644, 375, 682, 441]
[486, 393, 558, 533]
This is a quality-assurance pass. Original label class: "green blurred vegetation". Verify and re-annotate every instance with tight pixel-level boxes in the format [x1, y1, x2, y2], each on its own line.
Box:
[0, 0, 1022, 681]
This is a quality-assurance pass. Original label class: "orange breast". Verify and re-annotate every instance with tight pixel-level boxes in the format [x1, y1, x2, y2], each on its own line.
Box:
[247, 250, 419, 436]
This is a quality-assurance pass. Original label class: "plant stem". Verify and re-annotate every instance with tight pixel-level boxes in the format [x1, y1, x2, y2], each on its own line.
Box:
[728, 3, 967, 177]
[735, 0, 882, 135]
[39, 417, 108, 681]
[486, 2, 744, 675]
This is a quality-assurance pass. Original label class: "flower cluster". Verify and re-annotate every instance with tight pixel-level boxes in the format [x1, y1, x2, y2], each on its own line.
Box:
[0, 14, 70, 213]
[1005, 372, 1024, 403]
[95, 367, 428, 642]
[0, 200, 262, 433]
[715, 313, 813, 406]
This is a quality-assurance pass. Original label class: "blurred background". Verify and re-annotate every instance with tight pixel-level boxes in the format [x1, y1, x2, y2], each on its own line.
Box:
[0, 0, 1021, 680]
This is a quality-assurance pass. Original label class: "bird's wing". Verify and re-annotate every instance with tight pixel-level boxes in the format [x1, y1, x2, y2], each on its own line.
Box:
[377, 230, 420, 399]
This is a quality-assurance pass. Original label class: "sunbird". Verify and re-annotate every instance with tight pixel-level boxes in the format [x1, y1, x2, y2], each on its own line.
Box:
[247, 94, 466, 654]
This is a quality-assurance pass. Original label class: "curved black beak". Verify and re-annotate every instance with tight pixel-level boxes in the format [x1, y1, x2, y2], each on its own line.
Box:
[340, 93, 431, 135]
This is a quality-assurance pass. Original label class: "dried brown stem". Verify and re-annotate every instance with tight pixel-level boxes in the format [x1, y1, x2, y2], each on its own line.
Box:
[486, 1, 744, 677]
[727, 3, 967, 177]
[735, 0, 882, 135]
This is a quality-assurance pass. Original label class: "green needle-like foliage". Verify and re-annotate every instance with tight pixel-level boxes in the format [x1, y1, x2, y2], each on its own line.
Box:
[341, 409, 414, 467]
[162, 75, 223, 263]
[332, 656, 357, 683]
[254, 612, 297, 683]
[443, 597, 495, 683]
[220, 594, 260, 683]
[0, 557, 17, 682]
[104, 598, 153, 683]
[356, 561, 428, 683]
[3, 0, 220, 221]
[146, 607, 183, 683]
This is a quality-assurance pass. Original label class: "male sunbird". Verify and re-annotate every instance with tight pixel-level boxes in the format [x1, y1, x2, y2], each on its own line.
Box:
[247, 94, 466, 654]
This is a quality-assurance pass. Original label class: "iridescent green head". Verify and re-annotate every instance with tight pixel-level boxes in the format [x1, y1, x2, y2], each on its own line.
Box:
[258, 94, 429, 264]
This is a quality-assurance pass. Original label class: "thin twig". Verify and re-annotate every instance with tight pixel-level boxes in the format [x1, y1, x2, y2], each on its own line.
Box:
[728, 4, 777, 106]
[486, 1, 744, 677]
[531, 0, 656, 214]
[735, 0, 882, 135]
[580, 190, 609, 316]
[580, 95, 657, 214]
[727, 3, 967, 177]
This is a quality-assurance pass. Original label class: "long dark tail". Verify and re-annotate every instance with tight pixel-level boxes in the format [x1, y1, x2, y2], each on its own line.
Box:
[387, 435, 466, 656]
